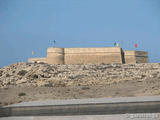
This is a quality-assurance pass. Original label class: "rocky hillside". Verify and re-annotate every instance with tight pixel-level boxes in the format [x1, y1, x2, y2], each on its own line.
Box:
[0, 62, 160, 88]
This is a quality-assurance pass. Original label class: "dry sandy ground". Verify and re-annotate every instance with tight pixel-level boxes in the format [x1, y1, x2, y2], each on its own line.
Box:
[1, 77, 160, 107]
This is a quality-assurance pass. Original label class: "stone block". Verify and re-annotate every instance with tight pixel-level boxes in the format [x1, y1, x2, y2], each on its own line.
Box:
[28, 58, 46, 63]
[46, 48, 64, 64]
[124, 51, 148, 64]
[65, 47, 123, 64]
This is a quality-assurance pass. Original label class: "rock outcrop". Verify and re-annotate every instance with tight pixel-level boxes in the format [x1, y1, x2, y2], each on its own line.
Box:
[0, 62, 160, 88]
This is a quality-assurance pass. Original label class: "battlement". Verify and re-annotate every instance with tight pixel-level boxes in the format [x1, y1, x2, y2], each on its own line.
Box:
[28, 47, 148, 64]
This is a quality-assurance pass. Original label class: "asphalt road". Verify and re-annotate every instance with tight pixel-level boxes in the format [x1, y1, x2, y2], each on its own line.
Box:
[7, 95, 160, 107]
[0, 114, 160, 120]
[1, 96, 160, 119]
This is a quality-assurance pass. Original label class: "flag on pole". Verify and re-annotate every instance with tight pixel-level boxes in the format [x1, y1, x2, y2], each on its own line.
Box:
[117, 43, 119, 47]
[114, 42, 116, 47]
[32, 51, 34, 55]
[52, 40, 56, 47]
[135, 43, 138, 48]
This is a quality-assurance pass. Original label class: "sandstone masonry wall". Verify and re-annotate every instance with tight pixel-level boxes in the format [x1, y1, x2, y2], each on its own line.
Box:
[124, 51, 148, 64]
[28, 47, 148, 64]
[46, 48, 64, 64]
[64, 47, 123, 64]
[28, 58, 46, 63]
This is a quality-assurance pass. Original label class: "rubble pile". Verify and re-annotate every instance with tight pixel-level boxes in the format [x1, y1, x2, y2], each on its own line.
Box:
[0, 62, 160, 88]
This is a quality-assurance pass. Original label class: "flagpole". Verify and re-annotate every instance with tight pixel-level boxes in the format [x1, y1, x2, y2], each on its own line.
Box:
[51, 40, 56, 48]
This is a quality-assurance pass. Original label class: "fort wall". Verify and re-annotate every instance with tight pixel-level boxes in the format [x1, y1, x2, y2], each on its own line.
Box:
[64, 47, 123, 64]
[28, 47, 149, 64]
[46, 48, 64, 64]
[28, 58, 46, 63]
[124, 51, 148, 64]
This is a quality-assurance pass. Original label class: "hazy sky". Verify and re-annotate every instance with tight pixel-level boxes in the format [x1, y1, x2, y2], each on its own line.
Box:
[0, 0, 160, 67]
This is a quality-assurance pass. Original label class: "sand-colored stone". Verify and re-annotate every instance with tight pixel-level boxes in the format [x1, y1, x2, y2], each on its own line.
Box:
[28, 47, 148, 64]
[46, 48, 64, 64]
[64, 47, 122, 53]
[124, 51, 148, 64]
[65, 47, 123, 64]
[28, 58, 46, 63]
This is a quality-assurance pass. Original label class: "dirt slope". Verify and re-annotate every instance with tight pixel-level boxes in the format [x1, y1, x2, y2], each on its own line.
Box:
[0, 62, 160, 106]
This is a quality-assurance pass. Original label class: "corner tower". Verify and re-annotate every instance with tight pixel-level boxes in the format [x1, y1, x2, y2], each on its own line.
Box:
[46, 48, 64, 64]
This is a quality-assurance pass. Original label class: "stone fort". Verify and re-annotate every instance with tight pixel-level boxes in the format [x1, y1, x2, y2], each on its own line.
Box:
[28, 47, 148, 64]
